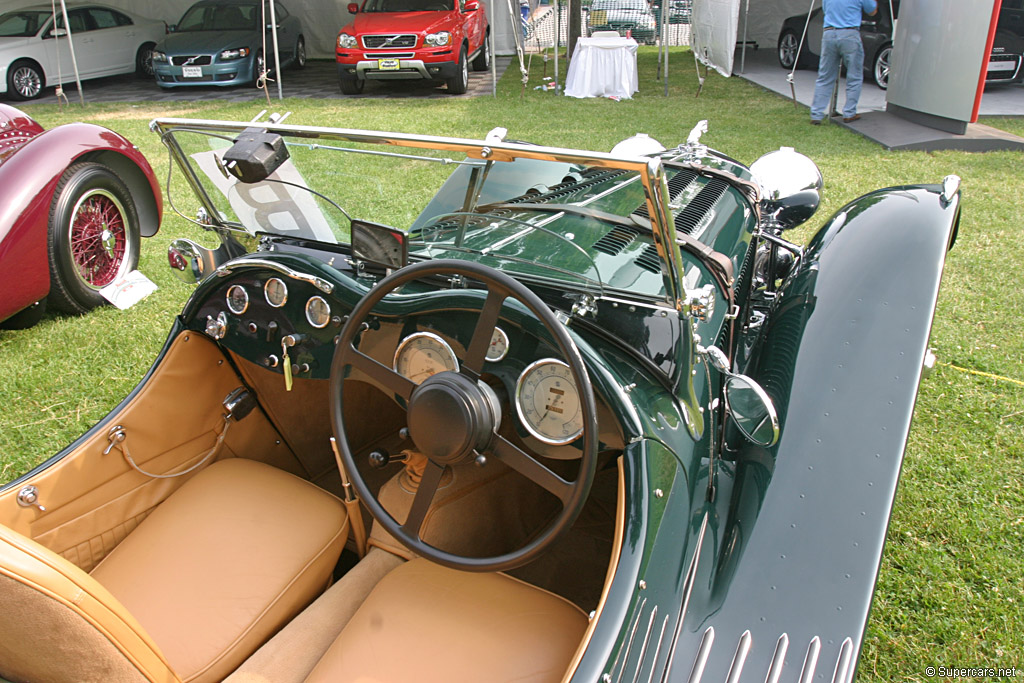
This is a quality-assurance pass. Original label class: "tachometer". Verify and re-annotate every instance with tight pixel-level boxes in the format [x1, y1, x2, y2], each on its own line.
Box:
[305, 296, 331, 328]
[393, 332, 459, 384]
[515, 359, 583, 445]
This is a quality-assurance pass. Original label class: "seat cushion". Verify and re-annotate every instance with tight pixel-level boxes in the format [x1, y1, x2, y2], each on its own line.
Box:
[91, 458, 348, 683]
[304, 558, 589, 683]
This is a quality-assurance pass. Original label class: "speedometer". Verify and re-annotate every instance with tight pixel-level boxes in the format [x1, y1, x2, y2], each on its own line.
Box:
[393, 332, 459, 384]
[515, 359, 583, 445]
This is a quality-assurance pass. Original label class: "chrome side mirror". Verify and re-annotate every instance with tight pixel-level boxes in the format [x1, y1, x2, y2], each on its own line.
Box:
[701, 345, 780, 447]
[723, 375, 780, 447]
[749, 147, 823, 230]
[167, 239, 221, 284]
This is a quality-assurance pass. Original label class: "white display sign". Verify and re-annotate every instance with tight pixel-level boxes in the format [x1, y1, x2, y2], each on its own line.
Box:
[191, 149, 337, 244]
[99, 270, 158, 310]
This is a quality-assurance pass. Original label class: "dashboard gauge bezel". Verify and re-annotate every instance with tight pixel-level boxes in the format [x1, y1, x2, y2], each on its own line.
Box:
[264, 277, 288, 308]
[225, 284, 249, 314]
[514, 358, 584, 445]
[393, 331, 460, 383]
[486, 326, 510, 362]
[305, 295, 331, 328]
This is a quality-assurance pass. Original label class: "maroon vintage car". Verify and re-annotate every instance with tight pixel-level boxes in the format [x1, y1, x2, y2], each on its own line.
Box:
[0, 103, 162, 329]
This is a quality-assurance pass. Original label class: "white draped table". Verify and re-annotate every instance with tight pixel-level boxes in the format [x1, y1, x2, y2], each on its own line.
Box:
[563, 35, 639, 99]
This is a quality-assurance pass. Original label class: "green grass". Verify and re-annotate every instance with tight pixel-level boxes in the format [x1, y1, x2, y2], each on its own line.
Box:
[2, 49, 1022, 679]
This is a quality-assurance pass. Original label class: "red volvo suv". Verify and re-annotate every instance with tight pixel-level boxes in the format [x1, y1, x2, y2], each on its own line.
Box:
[336, 0, 489, 95]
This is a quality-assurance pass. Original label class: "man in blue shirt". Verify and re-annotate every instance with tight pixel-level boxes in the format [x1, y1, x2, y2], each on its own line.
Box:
[810, 0, 878, 124]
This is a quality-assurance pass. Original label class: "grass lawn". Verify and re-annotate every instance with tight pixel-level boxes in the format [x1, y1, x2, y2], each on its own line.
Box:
[2, 48, 1022, 680]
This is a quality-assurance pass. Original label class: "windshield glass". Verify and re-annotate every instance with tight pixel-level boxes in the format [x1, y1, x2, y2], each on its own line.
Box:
[157, 122, 714, 302]
[361, 0, 453, 12]
[0, 10, 50, 36]
[177, 4, 258, 31]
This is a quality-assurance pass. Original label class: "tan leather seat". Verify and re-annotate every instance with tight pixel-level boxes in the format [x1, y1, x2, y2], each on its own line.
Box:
[0, 458, 348, 683]
[304, 558, 589, 683]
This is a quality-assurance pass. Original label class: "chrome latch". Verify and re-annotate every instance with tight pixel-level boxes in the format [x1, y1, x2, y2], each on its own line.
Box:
[17, 485, 46, 512]
[103, 425, 127, 455]
[684, 284, 716, 322]
[570, 294, 597, 318]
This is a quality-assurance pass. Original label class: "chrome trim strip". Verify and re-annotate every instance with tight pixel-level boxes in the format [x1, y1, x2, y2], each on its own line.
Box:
[831, 637, 854, 683]
[645, 616, 671, 683]
[765, 633, 789, 683]
[685, 627, 715, 683]
[631, 606, 659, 683]
[663, 510, 710, 682]
[798, 636, 821, 683]
[614, 597, 648, 683]
[724, 630, 752, 683]
[217, 258, 334, 294]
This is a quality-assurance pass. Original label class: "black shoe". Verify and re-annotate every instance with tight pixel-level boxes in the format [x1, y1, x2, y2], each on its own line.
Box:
[810, 119, 822, 125]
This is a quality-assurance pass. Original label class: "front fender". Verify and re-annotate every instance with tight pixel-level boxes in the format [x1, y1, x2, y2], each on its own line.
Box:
[657, 183, 960, 682]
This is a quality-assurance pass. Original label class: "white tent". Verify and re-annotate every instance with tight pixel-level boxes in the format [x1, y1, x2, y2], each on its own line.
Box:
[5, 0, 520, 60]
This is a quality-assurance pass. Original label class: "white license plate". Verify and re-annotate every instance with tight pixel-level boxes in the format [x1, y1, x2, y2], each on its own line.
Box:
[377, 59, 400, 71]
[988, 60, 1017, 71]
[182, 65, 203, 78]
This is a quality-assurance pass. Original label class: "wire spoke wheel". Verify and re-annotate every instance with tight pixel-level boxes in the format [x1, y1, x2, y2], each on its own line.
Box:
[68, 190, 129, 290]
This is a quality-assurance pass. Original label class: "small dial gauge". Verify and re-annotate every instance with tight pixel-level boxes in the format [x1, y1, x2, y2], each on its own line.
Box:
[305, 296, 331, 328]
[264, 278, 288, 308]
[393, 332, 459, 384]
[516, 359, 584, 445]
[226, 285, 249, 314]
[486, 327, 509, 362]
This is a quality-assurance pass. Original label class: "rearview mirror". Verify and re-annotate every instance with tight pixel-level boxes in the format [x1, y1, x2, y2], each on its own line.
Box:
[47, 28, 68, 38]
[348, 2, 359, 12]
[724, 375, 780, 447]
[466, 1, 480, 10]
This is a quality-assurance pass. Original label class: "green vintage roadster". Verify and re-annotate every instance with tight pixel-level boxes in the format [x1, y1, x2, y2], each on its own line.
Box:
[0, 116, 960, 682]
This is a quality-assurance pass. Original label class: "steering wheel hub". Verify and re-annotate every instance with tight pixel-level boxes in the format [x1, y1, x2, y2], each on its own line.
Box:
[408, 371, 494, 465]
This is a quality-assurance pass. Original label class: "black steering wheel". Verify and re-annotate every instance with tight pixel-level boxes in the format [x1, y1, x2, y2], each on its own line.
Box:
[329, 260, 598, 573]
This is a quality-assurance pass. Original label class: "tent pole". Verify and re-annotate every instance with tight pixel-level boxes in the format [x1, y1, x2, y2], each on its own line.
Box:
[490, 0, 497, 96]
[269, 0, 283, 99]
[59, 0, 84, 105]
[739, 0, 749, 73]
[554, 0, 559, 88]
[662, 0, 668, 96]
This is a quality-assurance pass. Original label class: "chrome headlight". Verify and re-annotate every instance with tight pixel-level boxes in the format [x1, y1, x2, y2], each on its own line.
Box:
[152, 50, 168, 63]
[338, 33, 357, 48]
[750, 147, 823, 230]
[425, 31, 451, 47]
[219, 47, 251, 61]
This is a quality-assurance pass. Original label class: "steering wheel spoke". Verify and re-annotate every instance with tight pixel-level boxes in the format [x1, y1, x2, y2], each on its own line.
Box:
[491, 436, 573, 505]
[401, 460, 446, 539]
[461, 287, 507, 377]
[348, 344, 416, 401]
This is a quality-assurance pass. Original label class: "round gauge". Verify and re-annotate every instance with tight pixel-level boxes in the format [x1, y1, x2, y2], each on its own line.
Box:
[515, 359, 584, 445]
[305, 296, 331, 328]
[226, 285, 248, 314]
[264, 278, 288, 308]
[393, 331, 459, 384]
[486, 327, 510, 362]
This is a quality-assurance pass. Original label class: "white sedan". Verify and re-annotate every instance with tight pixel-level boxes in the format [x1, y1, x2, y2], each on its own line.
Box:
[0, 4, 166, 100]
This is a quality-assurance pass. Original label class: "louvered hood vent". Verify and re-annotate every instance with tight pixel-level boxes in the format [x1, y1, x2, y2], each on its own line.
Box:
[634, 244, 662, 273]
[593, 225, 640, 256]
[634, 170, 729, 236]
[499, 168, 629, 207]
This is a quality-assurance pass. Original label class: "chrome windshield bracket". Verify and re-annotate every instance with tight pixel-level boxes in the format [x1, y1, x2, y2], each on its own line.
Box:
[570, 293, 598, 319]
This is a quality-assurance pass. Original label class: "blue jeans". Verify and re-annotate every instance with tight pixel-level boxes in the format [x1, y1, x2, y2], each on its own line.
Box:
[811, 28, 865, 120]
